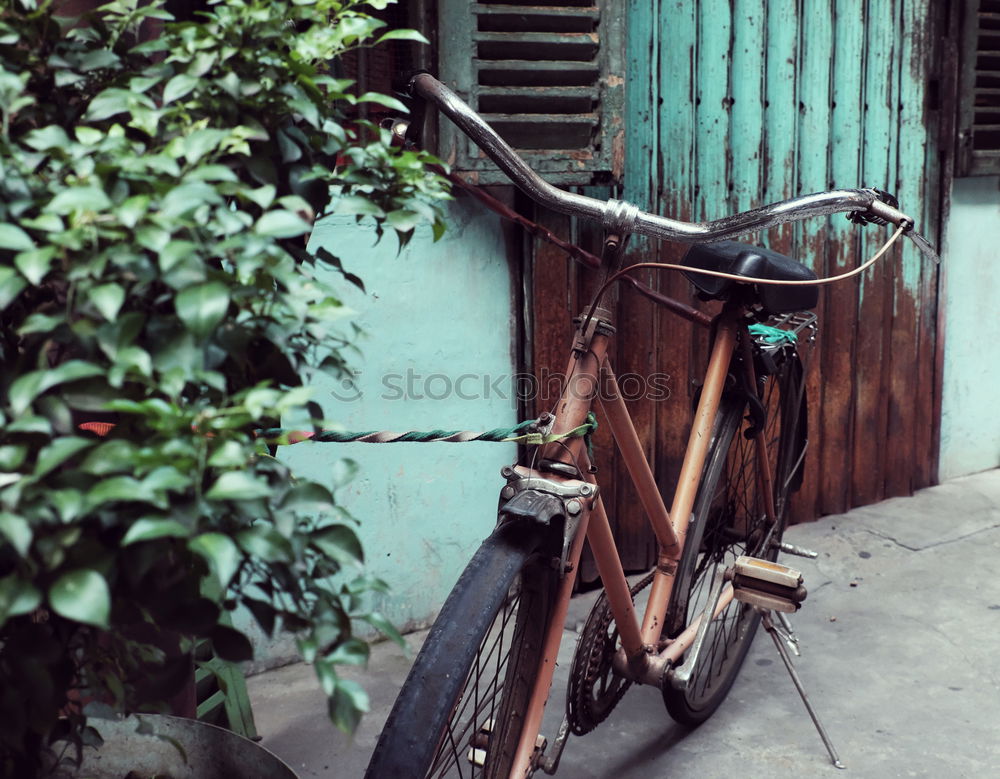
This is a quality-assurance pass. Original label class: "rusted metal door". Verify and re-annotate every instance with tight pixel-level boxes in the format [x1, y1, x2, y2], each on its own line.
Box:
[528, 1, 944, 573]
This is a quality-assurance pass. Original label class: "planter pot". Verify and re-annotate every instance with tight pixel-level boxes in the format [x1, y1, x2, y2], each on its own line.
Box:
[60, 714, 297, 778]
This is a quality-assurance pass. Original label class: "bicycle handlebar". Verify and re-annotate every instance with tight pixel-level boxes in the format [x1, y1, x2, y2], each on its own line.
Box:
[408, 73, 939, 263]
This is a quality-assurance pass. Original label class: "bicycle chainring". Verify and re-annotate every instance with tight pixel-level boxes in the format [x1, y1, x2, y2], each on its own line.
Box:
[566, 573, 655, 735]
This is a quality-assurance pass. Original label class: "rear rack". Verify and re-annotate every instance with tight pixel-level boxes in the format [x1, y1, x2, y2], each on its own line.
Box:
[763, 311, 818, 345]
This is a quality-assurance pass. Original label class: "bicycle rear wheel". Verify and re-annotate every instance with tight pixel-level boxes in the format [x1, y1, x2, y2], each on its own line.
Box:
[661, 350, 805, 725]
[366, 519, 558, 778]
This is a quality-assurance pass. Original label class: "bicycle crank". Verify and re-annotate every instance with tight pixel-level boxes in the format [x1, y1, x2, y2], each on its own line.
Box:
[566, 573, 654, 735]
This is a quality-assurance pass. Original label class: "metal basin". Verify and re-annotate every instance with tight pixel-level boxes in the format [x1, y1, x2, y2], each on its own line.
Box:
[64, 714, 298, 778]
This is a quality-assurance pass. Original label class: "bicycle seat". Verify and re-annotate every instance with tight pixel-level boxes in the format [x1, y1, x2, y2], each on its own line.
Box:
[681, 242, 818, 313]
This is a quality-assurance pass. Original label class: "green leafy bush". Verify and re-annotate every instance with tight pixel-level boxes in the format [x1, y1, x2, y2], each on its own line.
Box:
[0, 0, 449, 773]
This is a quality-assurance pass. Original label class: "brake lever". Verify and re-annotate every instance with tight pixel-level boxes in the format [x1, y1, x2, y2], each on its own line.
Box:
[851, 190, 941, 265]
[905, 228, 940, 265]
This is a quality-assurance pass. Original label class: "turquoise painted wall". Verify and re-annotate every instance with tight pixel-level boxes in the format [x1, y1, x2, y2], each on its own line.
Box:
[238, 194, 518, 663]
[626, 0, 941, 514]
[939, 178, 1000, 481]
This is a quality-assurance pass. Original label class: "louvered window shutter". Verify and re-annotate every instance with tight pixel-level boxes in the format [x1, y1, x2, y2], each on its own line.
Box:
[438, 0, 624, 185]
[958, 0, 1000, 175]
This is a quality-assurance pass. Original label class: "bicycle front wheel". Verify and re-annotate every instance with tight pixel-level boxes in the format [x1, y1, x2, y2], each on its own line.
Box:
[661, 351, 805, 725]
[366, 519, 558, 778]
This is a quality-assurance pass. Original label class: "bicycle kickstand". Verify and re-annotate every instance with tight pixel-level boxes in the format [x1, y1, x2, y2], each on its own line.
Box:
[729, 555, 845, 769]
[759, 609, 846, 769]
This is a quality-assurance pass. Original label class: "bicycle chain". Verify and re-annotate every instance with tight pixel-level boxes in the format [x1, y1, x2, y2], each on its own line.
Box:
[566, 573, 655, 735]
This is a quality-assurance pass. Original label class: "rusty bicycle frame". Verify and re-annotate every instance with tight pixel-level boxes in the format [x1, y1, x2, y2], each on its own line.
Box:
[382, 73, 939, 779]
[501, 267, 762, 777]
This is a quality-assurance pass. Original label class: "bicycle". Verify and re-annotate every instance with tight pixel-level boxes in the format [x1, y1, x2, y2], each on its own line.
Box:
[365, 73, 938, 779]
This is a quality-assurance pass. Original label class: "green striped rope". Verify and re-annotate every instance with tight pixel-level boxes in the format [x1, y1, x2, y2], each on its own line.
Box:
[258, 412, 598, 451]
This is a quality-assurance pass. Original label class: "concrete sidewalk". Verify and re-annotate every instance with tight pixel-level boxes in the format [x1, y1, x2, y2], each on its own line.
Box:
[247, 470, 1000, 778]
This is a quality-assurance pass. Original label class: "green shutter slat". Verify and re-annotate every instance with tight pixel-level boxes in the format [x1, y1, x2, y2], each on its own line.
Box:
[483, 114, 598, 149]
[473, 4, 599, 33]
[478, 86, 597, 113]
[476, 59, 599, 87]
[474, 31, 599, 61]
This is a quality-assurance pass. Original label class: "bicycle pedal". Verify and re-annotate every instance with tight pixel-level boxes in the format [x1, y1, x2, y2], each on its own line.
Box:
[731, 555, 807, 613]
[775, 540, 819, 559]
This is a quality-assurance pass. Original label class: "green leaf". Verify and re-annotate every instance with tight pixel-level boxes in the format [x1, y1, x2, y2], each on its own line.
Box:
[115, 195, 150, 228]
[50, 489, 84, 523]
[45, 187, 112, 215]
[14, 247, 57, 285]
[0, 575, 41, 623]
[23, 125, 71, 151]
[244, 185, 276, 210]
[363, 611, 405, 647]
[325, 637, 368, 667]
[0, 445, 26, 470]
[0, 512, 32, 557]
[109, 345, 153, 387]
[160, 240, 197, 273]
[374, 29, 429, 45]
[6, 415, 51, 435]
[85, 88, 142, 121]
[0, 265, 27, 308]
[162, 73, 198, 104]
[206, 471, 271, 501]
[0, 223, 35, 251]
[328, 677, 369, 733]
[235, 526, 292, 563]
[49, 569, 110, 628]
[331, 458, 359, 487]
[33, 437, 93, 481]
[8, 360, 103, 415]
[80, 440, 138, 476]
[280, 481, 333, 511]
[17, 312, 64, 335]
[85, 476, 156, 509]
[88, 283, 126, 321]
[315, 247, 365, 291]
[254, 210, 312, 238]
[207, 441, 247, 467]
[75, 126, 103, 145]
[122, 518, 191, 545]
[331, 195, 385, 218]
[79, 49, 120, 72]
[356, 91, 408, 112]
[311, 524, 363, 565]
[189, 532, 241, 589]
[143, 466, 189, 493]
[385, 209, 421, 234]
[210, 624, 254, 663]
[175, 281, 229, 339]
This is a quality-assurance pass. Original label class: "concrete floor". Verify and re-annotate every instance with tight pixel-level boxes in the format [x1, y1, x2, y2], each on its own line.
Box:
[247, 469, 1000, 778]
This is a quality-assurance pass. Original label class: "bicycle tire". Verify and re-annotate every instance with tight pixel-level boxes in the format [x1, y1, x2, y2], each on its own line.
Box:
[661, 348, 805, 726]
[365, 519, 559, 779]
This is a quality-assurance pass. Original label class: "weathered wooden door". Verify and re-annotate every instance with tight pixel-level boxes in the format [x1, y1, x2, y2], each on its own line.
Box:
[528, 1, 944, 573]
